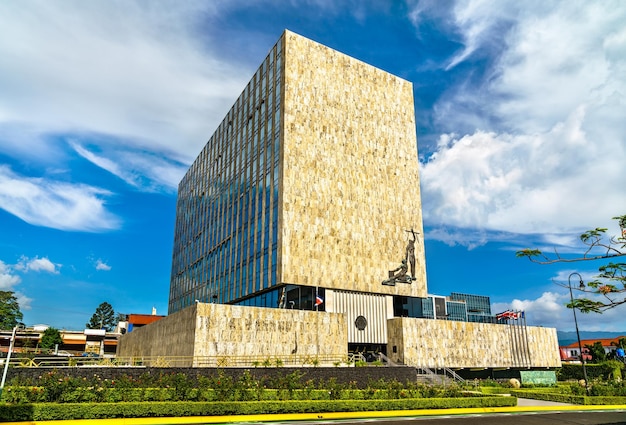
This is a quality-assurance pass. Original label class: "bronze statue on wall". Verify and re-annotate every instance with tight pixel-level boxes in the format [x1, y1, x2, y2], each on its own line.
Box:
[382, 228, 419, 286]
[405, 228, 419, 279]
[382, 259, 413, 286]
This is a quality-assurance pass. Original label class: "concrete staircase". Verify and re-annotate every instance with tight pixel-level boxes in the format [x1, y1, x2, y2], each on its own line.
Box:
[416, 366, 465, 386]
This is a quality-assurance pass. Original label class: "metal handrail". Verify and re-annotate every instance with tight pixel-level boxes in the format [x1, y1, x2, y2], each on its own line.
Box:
[415, 366, 465, 385]
[443, 367, 465, 384]
[0, 356, 114, 368]
[376, 352, 400, 366]
[1, 354, 359, 368]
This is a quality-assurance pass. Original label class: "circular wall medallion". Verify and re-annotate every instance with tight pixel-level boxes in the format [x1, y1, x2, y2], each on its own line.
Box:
[355, 315, 367, 330]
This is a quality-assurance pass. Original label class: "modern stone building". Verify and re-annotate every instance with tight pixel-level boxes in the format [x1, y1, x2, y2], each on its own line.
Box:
[168, 29, 426, 315]
[118, 30, 561, 370]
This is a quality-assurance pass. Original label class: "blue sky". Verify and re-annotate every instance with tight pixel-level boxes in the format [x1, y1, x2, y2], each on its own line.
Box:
[1, 1, 625, 333]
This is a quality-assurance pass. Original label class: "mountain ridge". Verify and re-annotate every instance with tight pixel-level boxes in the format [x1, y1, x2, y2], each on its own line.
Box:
[557, 330, 626, 346]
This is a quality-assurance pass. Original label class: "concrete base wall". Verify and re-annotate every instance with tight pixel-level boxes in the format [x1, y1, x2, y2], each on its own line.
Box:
[117, 303, 348, 366]
[387, 318, 561, 368]
[119, 304, 560, 369]
[116, 304, 197, 359]
[193, 303, 347, 359]
[7, 366, 418, 388]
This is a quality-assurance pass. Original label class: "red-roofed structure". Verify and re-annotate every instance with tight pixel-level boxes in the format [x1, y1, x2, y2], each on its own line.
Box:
[559, 336, 626, 362]
[125, 313, 165, 332]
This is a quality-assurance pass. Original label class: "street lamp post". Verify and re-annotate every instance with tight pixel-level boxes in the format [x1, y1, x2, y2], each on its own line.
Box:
[568, 272, 590, 395]
[0, 325, 24, 400]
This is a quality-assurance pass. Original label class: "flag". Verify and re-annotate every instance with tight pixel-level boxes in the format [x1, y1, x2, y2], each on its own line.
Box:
[496, 310, 519, 320]
[315, 296, 324, 306]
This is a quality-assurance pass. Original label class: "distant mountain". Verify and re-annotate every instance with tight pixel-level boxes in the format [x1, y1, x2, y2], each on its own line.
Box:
[557, 331, 626, 346]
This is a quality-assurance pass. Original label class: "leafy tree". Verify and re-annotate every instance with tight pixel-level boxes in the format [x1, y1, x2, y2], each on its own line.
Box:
[0, 290, 23, 329]
[86, 301, 116, 331]
[611, 337, 626, 350]
[40, 327, 63, 351]
[516, 215, 626, 313]
[603, 359, 623, 381]
[585, 341, 606, 362]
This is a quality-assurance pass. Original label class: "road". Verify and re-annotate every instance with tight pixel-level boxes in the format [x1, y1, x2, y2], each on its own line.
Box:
[251, 412, 626, 425]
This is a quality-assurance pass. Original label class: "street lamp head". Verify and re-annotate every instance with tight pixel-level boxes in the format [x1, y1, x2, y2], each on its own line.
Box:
[568, 272, 585, 289]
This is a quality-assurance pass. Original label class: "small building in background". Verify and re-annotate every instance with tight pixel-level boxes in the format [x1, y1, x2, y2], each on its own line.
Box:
[0, 327, 119, 357]
[118, 313, 166, 334]
[559, 336, 626, 362]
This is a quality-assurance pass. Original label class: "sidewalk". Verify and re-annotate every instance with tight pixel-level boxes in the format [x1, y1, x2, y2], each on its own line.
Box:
[516, 397, 576, 407]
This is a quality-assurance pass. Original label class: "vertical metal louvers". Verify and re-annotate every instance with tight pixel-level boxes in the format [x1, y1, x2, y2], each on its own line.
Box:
[332, 290, 389, 344]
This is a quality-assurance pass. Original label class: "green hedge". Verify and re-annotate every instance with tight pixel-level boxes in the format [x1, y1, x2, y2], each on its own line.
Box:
[3, 371, 474, 404]
[510, 390, 585, 404]
[1, 386, 475, 404]
[0, 397, 516, 421]
[478, 387, 511, 394]
[510, 390, 626, 405]
[586, 396, 626, 405]
[557, 364, 616, 381]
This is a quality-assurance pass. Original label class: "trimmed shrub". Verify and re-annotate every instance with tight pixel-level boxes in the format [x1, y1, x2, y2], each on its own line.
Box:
[0, 397, 516, 421]
[510, 389, 626, 405]
[557, 364, 608, 381]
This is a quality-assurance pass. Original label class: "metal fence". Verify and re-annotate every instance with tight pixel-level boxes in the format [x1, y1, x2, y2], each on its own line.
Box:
[1, 353, 367, 368]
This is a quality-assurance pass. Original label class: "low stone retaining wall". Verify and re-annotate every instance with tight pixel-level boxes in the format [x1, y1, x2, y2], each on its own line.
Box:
[7, 366, 418, 388]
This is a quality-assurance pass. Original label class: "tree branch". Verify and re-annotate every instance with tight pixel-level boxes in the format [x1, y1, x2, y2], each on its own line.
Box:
[518, 215, 626, 313]
[522, 252, 626, 265]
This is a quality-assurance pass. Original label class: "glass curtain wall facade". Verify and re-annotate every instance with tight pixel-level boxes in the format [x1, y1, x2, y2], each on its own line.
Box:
[449, 292, 496, 323]
[393, 293, 495, 323]
[168, 37, 284, 314]
[234, 286, 326, 312]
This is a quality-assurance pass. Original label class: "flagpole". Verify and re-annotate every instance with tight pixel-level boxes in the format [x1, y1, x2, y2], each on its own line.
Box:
[315, 287, 319, 359]
[509, 311, 519, 367]
[521, 311, 531, 367]
[314, 288, 324, 310]
[516, 311, 523, 367]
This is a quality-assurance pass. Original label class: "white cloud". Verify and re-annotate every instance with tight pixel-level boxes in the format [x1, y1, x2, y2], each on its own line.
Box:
[493, 6, 624, 134]
[422, 110, 626, 234]
[15, 292, 33, 311]
[0, 260, 21, 290]
[0, 165, 121, 232]
[425, 226, 488, 250]
[418, 1, 626, 244]
[95, 260, 112, 271]
[444, 0, 517, 70]
[71, 142, 131, 186]
[70, 142, 186, 191]
[0, 1, 250, 165]
[0, 1, 257, 230]
[0, 260, 32, 311]
[493, 292, 563, 327]
[15, 256, 61, 274]
[494, 290, 626, 332]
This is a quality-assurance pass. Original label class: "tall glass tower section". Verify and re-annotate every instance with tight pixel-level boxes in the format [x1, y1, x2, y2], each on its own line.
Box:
[169, 30, 428, 315]
[169, 38, 283, 313]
